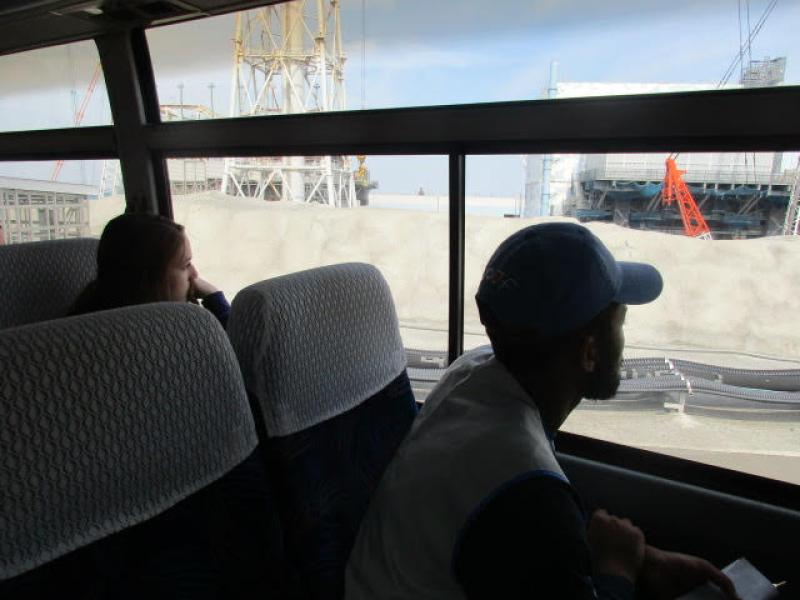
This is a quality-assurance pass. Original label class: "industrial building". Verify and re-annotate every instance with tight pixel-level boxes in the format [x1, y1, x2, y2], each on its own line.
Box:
[0, 176, 94, 244]
[570, 150, 793, 238]
[525, 59, 797, 239]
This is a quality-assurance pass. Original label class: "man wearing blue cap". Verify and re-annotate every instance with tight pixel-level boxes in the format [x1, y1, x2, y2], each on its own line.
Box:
[346, 223, 737, 600]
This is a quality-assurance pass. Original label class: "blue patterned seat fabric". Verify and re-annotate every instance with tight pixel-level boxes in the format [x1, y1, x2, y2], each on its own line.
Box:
[265, 372, 416, 599]
[229, 263, 418, 599]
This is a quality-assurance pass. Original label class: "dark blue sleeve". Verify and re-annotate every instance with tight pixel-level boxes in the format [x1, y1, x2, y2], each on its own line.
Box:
[452, 474, 635, 600]
[200, 291, 231, 329]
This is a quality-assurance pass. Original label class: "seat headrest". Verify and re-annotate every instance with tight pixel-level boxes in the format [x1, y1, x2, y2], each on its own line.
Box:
[0, 303, 257, 580]
[0, 238, 99, 329]
[228, 263, 407, 437]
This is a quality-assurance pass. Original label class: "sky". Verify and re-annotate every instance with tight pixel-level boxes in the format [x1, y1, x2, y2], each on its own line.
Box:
[0, 0, 798, 196]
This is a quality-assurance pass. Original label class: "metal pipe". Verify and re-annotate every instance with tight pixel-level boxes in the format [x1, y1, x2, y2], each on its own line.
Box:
[448, 154, 465, 365]
[540, 60, 558, 216]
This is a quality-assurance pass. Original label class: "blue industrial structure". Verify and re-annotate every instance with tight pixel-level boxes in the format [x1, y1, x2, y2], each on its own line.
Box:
[573, 176, 792, 238]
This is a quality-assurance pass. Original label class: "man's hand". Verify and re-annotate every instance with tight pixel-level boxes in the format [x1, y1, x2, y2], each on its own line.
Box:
[587, 509, 646, 584]
[190, 276, 219, 301]
[638, 545, 740, 600]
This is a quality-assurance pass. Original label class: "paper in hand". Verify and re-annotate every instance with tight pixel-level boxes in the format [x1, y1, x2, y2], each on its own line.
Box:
[677, 558, 778, 600]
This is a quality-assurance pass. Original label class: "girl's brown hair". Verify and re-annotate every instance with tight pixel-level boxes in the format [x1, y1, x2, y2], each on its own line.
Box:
[71, 213, 186, 315]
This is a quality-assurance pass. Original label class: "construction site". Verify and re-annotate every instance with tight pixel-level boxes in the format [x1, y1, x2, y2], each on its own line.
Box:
[0, 177, 93, 244]
[2, 1, 799, 240]
[524, 59, 800, 239]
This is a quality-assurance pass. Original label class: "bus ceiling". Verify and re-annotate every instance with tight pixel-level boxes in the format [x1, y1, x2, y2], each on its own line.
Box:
[0, 0, 290, 57]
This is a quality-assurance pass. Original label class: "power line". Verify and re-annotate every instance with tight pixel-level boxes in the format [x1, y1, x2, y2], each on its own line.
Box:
[361, 0, 366, 109]
[746, 0, 753, 66]
[737, 0, 743, 81]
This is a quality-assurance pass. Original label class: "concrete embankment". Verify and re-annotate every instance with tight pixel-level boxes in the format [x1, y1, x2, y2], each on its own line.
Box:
[90, 192, 800, 363]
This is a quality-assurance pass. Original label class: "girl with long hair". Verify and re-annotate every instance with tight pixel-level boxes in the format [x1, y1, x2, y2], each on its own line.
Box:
[70, 213, 230, 326]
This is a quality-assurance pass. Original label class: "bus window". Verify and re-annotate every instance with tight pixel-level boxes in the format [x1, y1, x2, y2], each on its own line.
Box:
[145, 0, 796, 116]
[154, 154, 448, 393]
[464, 152, 800, 485]
[0, 40, 111, 132]
[0, 160, 121, 245]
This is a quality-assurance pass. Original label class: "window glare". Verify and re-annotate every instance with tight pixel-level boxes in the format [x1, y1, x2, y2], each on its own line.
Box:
[0, 41, 111, 132]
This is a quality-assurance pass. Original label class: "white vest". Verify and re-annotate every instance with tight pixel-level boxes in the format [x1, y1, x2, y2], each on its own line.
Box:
[345, 346, 566, 600]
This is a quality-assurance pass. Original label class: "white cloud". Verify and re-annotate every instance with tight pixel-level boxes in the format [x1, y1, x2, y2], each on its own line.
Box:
[357, 44, 480, 71]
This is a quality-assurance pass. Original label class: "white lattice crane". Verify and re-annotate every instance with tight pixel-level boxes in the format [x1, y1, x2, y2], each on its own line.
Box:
[783, 158, 800, 236]
[222, 1, 356, 207]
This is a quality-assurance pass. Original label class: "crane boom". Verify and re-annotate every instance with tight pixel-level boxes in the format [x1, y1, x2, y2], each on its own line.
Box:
[51, 62, 102, 181]
[663, 157, 713, 240]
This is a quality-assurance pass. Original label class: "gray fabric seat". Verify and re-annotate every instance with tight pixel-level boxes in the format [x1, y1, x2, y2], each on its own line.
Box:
[0, 303, 284, 598]
[0, 238, 98, 329]
[229, 262, 409, 438]
[228, 263, 418, 599]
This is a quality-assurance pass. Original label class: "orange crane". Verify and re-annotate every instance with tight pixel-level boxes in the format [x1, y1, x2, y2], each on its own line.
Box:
[662, 155, 713, 240]
[51, 62, 103, 181]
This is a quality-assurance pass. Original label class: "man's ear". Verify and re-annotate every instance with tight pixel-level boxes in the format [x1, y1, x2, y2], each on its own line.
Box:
[580, 334, 598, 373]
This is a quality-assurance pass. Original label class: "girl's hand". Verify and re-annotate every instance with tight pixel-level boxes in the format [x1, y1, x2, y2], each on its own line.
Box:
[190, 276, 219, 300]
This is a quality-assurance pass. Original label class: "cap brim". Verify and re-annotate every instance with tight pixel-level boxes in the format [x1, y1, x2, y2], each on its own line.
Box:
[615, 262, 663, 305]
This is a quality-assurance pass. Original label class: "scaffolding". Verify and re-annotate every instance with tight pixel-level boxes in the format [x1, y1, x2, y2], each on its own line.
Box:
[167, 157, 224, 195]
[570, 157, 793, 239]
[99, 105, 224, 198]
[99, 159, 122, 198]
[161, 104, 225, 195]
[222, 1, 356, 207]
[740, 57, 786, 88]
[0, 178, 93, 244]
[783, 162, 800, 236]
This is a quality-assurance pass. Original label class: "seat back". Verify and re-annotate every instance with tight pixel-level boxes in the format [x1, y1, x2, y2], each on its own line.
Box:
[1, 303, 283, 599]
[0, 238, 98, 329]
[228, 263, 417, 599]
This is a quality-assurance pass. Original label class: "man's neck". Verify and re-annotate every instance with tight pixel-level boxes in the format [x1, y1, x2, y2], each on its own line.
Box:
[506, 364, 582, 434]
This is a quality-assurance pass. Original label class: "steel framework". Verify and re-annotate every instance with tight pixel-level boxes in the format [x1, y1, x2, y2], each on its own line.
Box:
[783, 159, 800, 236]
[222, 1, 356, 207]
[99, 159, 121, 197]
[0, 186, 90, 243]
[663, 157, 713, 240]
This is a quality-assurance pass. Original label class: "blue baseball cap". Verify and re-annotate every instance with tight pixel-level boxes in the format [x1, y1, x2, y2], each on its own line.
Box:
[476, 223, 663, 336]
